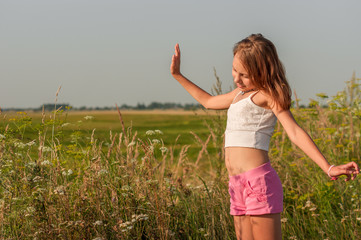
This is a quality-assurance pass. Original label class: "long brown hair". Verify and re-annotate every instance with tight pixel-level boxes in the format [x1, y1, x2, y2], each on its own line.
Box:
[233, 34, 292, 110]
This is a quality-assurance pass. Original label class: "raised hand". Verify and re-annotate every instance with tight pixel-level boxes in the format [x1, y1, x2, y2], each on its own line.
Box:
[170, 43, 181, 76]
[329, 162, 359, 181]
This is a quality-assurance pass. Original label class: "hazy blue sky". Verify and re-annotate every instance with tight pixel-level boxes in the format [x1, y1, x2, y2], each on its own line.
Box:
[1, 0, 360, 108]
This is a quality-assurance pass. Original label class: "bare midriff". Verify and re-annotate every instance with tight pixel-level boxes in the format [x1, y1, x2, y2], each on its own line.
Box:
[225, 147, 270, 176]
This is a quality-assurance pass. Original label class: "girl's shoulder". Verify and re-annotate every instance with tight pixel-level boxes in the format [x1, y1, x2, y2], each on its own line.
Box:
[251, 90, 273, 109]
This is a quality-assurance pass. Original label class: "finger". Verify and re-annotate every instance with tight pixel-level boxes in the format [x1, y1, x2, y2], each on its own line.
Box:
[176, 43, 180, 56]
[345, 174, 351, 182]
[344, 161, 359, 172]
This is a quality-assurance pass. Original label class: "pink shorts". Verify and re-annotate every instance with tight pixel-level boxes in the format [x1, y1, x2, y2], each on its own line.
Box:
[228, 162, 283, 216]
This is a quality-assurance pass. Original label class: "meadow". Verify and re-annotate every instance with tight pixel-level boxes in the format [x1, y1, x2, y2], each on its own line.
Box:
[0, 77, 360, 239]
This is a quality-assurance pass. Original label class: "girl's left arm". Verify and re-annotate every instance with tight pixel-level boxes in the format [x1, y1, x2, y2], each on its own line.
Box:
[273, 108, 359, 181]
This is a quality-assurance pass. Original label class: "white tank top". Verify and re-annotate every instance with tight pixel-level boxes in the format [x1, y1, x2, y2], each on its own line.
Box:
[224, 91, 277, 151]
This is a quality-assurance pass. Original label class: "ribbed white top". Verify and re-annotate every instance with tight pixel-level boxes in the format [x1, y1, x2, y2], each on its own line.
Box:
[224, 91, 277, 151]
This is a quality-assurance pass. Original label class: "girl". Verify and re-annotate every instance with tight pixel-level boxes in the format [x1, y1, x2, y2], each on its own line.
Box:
[170, 34, 359, 240]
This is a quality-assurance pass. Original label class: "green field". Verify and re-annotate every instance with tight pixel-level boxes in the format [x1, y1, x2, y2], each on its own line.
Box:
[1, 79, 360, 239]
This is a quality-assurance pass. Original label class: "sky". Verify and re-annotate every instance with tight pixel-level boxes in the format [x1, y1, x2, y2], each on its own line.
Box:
[1, 0, 360, 108]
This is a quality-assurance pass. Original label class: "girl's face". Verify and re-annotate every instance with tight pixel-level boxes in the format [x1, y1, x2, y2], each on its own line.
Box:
[232, 55, 255, 90]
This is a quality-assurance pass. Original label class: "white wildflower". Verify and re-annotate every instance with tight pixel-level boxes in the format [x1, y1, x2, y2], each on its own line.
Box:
[26, 140, 36, 146]
[356, 218, 361, 221]
[152, 139, 160, 144]
[155, 129, 163, 135]
[121, 185, 131, 191]
[54, 186, 65, 195]
[128, 141, 136, 147]
[309, 207, 317, 211]
[281, 218, 288, 223]
[67, 169, 73, 176]
[33, 176, 43, 182]
[27, 207, 35, 213]
[145, 130, 155, 136]
[305, 200, 312, 208]
[61, 122, 71, 127]
[148, 146, 154, 152]
[15, 153, 23, 157]
[38, 146, 52, 152]
[40, 160, 52, 166]
[84, 115, 94, 120]
[160, 146, 168, 154]
[93, 220, 103, 226]
[14, 142, 26, 148]
[26, 162, 37, 168]
[98, 169, 109, 176]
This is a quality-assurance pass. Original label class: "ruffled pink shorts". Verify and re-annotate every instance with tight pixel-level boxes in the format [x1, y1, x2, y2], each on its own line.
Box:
[228, 162, 283, 216]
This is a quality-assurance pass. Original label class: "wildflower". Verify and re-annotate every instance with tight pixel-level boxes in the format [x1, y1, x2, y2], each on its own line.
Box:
[309, 207, 317, 211]
[93, 220, 103, 226]
[160, 146, 168, 154]
[305, 200, 312, 208]
[84, 115, 94, 120]
[14, 142, 26, 148]
[38, 146, 52, 152]
[26, 162, 36, 168]
[98, 169, 109, 176]
[40, 160, 52, 166]
[281, 218, 288, 223]
[61, 123, 70, 127]
[132, 213, 149, 221]
[62, 169, 73, 176]
[148, 146, 154, 152]
[128, 141, 136, 147]
[198, 228, 205, 232]
[155, 129, 163, 135]
[356, 218, 361, 221]
[152, 139, 160, 144]
[146, 130, 155, 136]
[121, 185, 131, 191]
[26, 140, 36, 146]
[27, 207, 35, 213]
[33, 176, 43, 182]
[54, 186, 65, 195]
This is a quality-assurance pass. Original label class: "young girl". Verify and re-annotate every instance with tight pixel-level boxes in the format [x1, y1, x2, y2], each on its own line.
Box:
[170, 34, 359, 240]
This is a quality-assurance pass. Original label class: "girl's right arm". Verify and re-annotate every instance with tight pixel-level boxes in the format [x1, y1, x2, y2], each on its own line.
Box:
[170, 44, 238, 110]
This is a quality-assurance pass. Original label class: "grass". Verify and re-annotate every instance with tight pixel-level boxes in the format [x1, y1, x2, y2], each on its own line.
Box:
[0, 76, 360, 239]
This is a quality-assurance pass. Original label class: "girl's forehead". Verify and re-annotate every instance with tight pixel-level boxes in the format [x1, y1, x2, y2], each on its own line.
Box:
[232, 56, 247, 73]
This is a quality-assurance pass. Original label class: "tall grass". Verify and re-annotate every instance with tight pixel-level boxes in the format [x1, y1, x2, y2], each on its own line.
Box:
[0, 75, 360, 239]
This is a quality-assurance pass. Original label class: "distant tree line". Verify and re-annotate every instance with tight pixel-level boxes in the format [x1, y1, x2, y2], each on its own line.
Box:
[1, 102, 203, 112]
